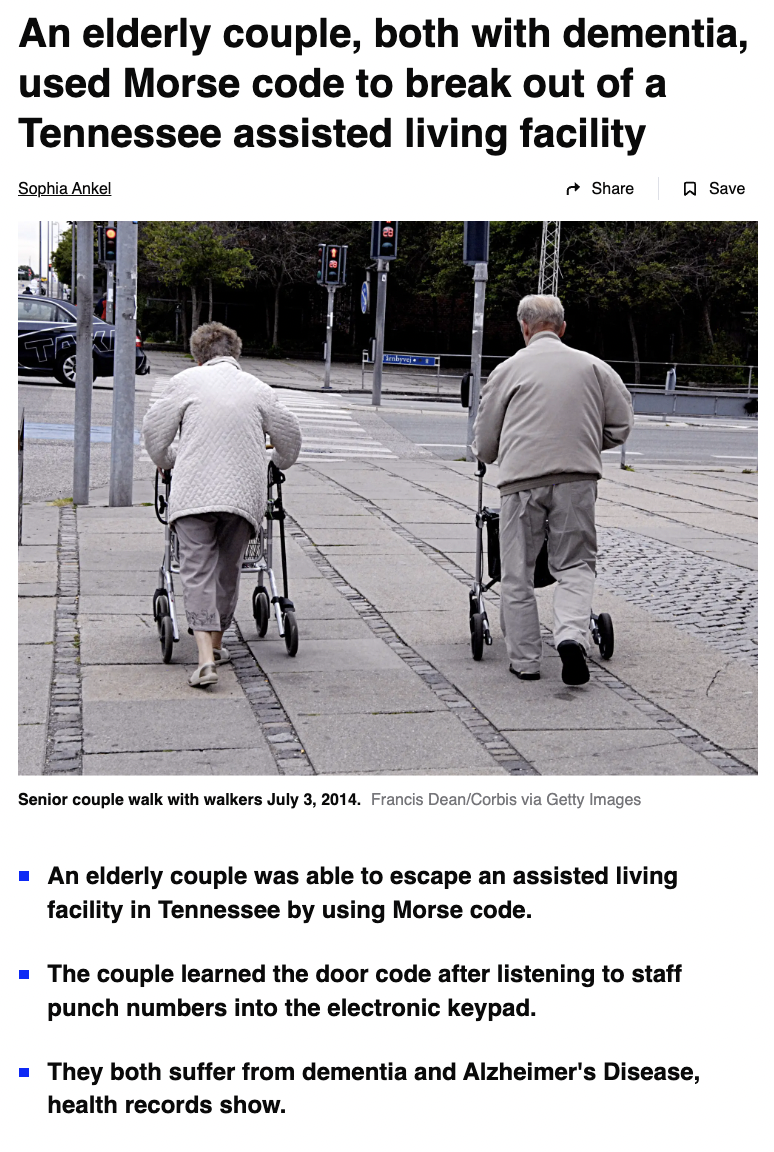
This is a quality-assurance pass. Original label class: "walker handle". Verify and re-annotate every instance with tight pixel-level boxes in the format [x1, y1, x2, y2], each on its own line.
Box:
[475, 461, 487, 478]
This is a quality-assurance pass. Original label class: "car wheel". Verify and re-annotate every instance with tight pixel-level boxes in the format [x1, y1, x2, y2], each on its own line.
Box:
[53, 351, 77, 386]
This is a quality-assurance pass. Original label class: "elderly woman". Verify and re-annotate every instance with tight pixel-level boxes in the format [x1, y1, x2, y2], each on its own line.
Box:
[142, 322, 302, 688]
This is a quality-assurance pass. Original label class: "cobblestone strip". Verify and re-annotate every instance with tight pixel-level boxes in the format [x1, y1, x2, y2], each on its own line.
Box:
[44, 506, 83, 776]
[221, 624, 315, 776]
[299, 464, 755, 777]
[285, 494, 536, 777]
[597, 527, 757, 667]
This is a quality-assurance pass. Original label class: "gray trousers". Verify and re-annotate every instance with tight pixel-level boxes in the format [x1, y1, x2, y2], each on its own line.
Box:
[499, 480, 597, 673]
[174, 512, 252, 633]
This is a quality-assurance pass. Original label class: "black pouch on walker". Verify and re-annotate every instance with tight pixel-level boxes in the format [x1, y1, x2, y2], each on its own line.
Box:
[481, 509, 555, 588]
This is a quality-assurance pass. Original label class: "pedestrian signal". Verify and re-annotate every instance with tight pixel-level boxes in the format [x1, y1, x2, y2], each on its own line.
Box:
[325, 244, 347, 285]
[371, 220, 399, 260]
[316, 242, 347, 286]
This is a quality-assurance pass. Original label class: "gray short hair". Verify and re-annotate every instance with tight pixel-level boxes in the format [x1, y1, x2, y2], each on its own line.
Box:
[190, 322, 242, 364]
[516, 294, 565, 332]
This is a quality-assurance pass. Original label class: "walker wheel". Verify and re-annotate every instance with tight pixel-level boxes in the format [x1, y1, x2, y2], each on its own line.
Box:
[470, 612, 485, 661]
[152, 588, 165, 622]
[253, 586, 270, 638]
[283, 610, 299, 657]
[155, 595, 169, 636]
[160, 615, 174, 664]
[597, 612, 615, 660]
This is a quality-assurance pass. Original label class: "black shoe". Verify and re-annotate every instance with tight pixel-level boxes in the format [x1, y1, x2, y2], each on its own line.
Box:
[557, 641, 590, 686]
[510, 666, 540, 681]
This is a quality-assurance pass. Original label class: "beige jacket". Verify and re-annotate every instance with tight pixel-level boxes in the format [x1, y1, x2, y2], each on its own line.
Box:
[471, 331, 633, 493]
[142, 356, 302, 535]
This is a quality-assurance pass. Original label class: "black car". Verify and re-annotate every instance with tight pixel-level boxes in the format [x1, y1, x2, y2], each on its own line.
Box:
[18, 295, 149, 385]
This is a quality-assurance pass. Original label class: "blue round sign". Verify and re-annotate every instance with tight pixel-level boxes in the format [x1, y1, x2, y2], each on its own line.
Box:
[360, 281, 369, 314]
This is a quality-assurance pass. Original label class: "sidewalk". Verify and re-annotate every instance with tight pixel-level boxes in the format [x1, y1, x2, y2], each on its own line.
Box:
[19, 428, 757, 776]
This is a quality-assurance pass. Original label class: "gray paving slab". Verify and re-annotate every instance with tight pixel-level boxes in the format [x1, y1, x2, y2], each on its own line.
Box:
[419, 641, 658, 731]
[19, 545, 58, 562]
[377, 501, 473, 523]
[19, 582, 57, 598]
[18, 724, 47, 776]
[82, 663, 244, 701]
[20, 504, 60, 546]
[294, 711, 500, 773]
[82, 698, 266, 754]
[665, 511, 756, 541]
[79, 549, 161, 572]
[289, 497, 373, 517]
[82, 748, 278, 775]
[237, 578, 360, 621]
[404, 524, 476, 544]
[500, 728, 723, 775]
[383, 608, 505, 647]
[326, 554, 469, 613]
[313, 540, 419, 559]
[80, 570, 164, 595]
[243, 615, 373, 642]
[303, 528, 400, 548]
[19, 643, 53, 724]
[268, 668, 445, 718]
[248, 637, 405, 673]
[18, 597, 56, 644]
[79, 614, 199, 665]
[18, 561, 57, 585]
[79, 595, 162, 615]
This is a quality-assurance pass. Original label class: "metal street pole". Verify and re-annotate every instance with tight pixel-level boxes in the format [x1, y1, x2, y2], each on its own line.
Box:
[323, 284, 336, 390]
[70, 222, 76, 303]
[371, 259, 389, 406]
[465, 262, 489, 462]
[110, 222, 139, 507]
[38, 221, 42, 294]
[106, 219, 115, 323]
[72, 222, 94, 505]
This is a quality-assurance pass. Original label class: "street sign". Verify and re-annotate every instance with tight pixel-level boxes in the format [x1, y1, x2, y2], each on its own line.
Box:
[383, 354, 438, 367]
[361, 281, 369, 314]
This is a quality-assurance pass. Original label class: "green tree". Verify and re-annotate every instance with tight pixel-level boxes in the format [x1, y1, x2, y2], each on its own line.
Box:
[141, 222, 252, 341]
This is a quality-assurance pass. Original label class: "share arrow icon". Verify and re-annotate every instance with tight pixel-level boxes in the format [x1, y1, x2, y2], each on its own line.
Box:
[566, 183, 580, 194]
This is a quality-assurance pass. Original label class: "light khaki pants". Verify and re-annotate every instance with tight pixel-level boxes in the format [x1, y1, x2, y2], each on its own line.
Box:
[175, 512, 253, 633]
[499, 480, 597, 673]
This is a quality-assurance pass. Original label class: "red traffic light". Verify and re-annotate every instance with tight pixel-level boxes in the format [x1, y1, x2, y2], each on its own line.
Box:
[105, 228, 117, 239]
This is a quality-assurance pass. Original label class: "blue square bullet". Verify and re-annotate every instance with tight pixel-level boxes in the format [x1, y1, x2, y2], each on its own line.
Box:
[19, 970, 29, 980]
[19, 871, 29, 882]
[19, 1069, 29, 1078]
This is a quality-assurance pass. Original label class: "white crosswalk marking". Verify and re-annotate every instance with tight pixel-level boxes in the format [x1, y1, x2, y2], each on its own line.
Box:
[139, 381, 396, 466]
[273, 389, 396, 460]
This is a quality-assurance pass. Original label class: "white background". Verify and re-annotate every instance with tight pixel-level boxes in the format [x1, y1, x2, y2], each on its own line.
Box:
[5, 1, 768, 1149]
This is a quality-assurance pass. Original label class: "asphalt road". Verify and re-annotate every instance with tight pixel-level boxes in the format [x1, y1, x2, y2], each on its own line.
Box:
[348, 398, 759, 466]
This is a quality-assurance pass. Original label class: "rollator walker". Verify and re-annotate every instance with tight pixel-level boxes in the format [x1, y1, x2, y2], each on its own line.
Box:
[152, 461, 299, 663]
[468, 461, 614, 663]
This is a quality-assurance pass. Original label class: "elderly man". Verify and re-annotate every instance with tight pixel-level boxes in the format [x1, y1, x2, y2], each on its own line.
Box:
[471, 294, 633, 685]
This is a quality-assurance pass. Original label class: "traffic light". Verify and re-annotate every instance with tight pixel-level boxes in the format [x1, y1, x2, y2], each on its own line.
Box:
[103, 225, 118, 264]
[371, 221, 398, 260]
[463, 221, 490, 266]
[325, 244, 347, 286]
[316, 243, 326, 284]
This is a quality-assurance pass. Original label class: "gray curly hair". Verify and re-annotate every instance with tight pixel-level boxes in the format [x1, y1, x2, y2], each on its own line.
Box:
[190, 321, 242, 364]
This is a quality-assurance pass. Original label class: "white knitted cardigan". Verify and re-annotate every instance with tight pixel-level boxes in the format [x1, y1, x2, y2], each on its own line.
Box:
[142, 356, 302, 535]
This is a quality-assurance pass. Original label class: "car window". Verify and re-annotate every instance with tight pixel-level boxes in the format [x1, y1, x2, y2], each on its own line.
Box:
[18, 299, 71, 323]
